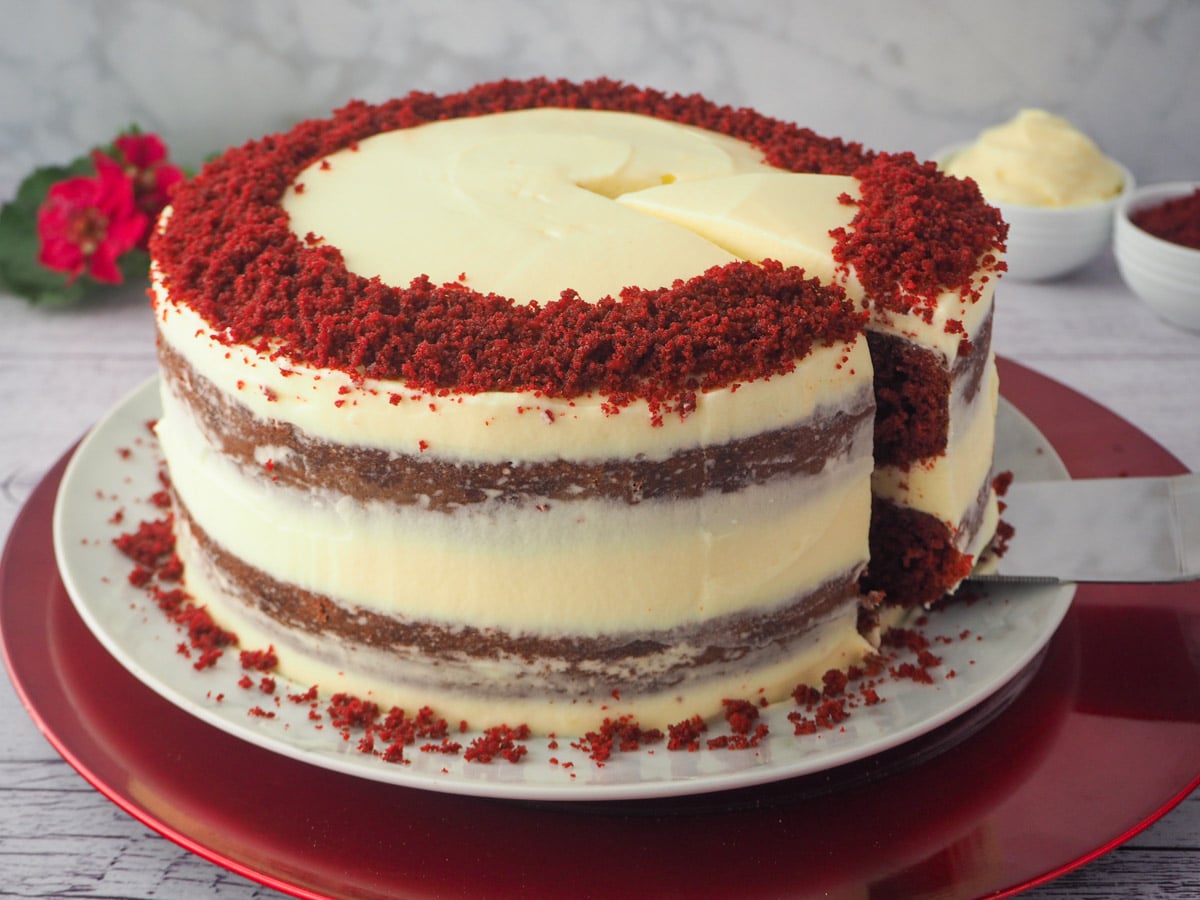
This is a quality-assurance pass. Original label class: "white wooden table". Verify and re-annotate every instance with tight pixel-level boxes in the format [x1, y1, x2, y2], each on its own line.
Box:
[2, 254, 1197, 898]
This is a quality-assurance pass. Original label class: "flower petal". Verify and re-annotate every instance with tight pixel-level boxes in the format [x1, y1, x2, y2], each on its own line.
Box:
[116, 133, 167, 169]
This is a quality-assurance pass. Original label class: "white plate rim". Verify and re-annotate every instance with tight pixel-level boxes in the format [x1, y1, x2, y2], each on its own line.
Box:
[51, 376, 1075, 802]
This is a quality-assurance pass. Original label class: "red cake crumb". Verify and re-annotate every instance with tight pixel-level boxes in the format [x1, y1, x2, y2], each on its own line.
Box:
[157, 553, 183, 581]
[792, 683, 822, 706]
[881, 627, 946, 684]
[815, 699, 850, 728]
[992, 519, 1015, 554]
[992, 470, 1014, 497]
[666, 715, 708, 751]
[288, 685, 319, 704]
[832, 153, 1007, 321]
[113, 516, 174, 569]
[464, 724, 531, 763]
[722, 698, 761, 733]
[787, 696, 851, 736]
[704, 699, 769, 750]
[378, 706, 451, 745]
[420, 739, 463, 755]
[571, 716, 664, 763]
[821, 668, 850, 698]
[240, 646, 279, 672]
[891, 662, 935, 684]
[707, 725, 770, 750]
[882, 627, 931, 654]
[327, 693, 380, 730]
[317, 701, 465, 764]
[113, 514, 237, 669]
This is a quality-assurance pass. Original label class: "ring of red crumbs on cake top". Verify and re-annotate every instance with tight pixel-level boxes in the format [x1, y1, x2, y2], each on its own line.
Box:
[151, 77, 1007, 416]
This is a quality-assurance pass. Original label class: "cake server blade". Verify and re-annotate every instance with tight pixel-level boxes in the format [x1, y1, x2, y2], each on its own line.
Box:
[971, 473, 1200, 584]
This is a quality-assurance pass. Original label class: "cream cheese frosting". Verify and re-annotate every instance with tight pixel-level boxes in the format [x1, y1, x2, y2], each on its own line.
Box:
[283, 108, 778, 303]
[944, 108, 1124, 208]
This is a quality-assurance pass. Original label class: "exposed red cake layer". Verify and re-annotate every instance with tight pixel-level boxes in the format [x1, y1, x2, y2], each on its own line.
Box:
[862, 481, 994, 608]
[151, 78, 1005, 413]
[866, 306, 994, 467]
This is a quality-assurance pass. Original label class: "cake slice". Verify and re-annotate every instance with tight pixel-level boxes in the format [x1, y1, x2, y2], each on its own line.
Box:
[620, 165, 1003, 606]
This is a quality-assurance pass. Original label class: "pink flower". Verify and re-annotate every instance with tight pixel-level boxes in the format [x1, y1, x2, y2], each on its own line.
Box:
[36, 154, 147, 284]
[112, 133, 185, 239]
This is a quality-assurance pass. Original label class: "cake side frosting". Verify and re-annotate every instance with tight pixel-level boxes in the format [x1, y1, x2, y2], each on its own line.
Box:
[154, 339, 876, 630]
[152, 272, 866, 463]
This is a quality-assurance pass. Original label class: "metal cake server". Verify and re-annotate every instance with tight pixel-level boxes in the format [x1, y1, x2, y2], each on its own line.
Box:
[970, 472, 1200, 585]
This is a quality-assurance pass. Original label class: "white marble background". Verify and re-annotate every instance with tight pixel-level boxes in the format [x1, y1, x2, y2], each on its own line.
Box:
[1, 0, 1198, 194]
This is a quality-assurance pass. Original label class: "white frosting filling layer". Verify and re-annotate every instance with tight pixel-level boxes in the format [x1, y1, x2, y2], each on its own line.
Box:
[158, 378, 874, 634]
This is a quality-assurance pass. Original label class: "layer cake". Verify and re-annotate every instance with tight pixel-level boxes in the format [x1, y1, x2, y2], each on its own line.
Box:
[149, 79, 1007, 734]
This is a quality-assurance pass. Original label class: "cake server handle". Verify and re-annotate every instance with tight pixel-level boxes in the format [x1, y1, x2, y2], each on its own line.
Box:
[970, 472, 1200, 584]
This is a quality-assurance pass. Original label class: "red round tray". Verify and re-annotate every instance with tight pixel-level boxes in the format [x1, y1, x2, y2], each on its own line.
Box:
[3, 358, 1198, 899]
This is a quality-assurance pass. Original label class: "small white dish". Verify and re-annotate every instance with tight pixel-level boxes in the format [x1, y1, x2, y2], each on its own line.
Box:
[936, 143, 1133, 282]
[1114, 181, 1200, 332]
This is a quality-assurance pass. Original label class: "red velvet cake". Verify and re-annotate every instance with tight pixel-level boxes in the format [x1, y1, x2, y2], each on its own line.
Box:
[149, 79, 1006, 734]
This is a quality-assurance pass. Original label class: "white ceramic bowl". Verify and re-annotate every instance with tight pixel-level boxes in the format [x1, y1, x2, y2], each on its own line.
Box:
[1114, 181, 1200, 332]
[936, 143, 1134, 282]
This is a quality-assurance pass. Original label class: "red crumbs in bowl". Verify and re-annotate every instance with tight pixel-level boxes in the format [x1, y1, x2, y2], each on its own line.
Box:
[1131, 188, 1200, 250]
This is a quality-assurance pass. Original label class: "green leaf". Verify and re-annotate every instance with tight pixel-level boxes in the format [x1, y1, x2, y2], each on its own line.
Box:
[116, 248, 150, 285]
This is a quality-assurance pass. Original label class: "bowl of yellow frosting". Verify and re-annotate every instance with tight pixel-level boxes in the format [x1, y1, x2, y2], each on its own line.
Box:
[937, 109, 1132, 281]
